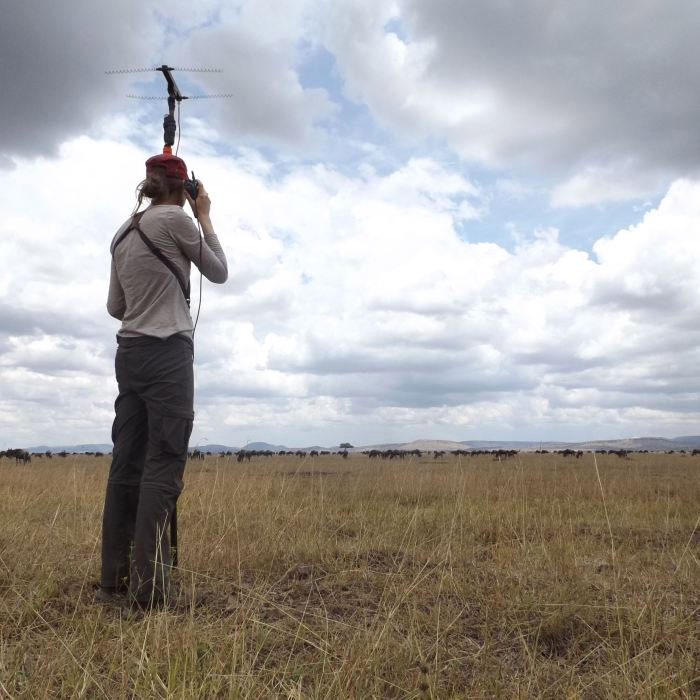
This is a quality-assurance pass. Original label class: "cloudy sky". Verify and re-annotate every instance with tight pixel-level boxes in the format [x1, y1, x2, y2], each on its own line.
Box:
[2, 0, 700, 448]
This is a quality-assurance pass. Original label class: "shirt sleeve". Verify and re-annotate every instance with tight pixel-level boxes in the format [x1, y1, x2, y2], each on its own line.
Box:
[168, 208, 228, 284]
[106, 257, 126, 319]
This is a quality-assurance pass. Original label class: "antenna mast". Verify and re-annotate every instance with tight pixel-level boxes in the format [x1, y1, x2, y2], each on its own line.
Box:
[159, 65, 184, 154]
[106, 65, 232, 154]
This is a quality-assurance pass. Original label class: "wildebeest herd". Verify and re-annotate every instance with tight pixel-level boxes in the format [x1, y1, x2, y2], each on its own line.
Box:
[2, 447, 700, 465]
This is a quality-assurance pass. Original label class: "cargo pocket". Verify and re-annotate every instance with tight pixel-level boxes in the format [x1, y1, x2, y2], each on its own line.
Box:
[154, 410, 194, 456]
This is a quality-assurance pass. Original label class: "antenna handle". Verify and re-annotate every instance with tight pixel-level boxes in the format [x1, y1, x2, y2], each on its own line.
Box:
[163, 111, 176, 148]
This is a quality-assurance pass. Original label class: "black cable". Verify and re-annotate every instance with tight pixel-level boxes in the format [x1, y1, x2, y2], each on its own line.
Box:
[174, 98, 203, 337]
[175, 100, 181, 156]
[193, 213, 203, 336]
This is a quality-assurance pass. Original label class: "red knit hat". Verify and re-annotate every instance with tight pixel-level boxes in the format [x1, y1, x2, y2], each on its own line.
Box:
[145, 154, 187, 179]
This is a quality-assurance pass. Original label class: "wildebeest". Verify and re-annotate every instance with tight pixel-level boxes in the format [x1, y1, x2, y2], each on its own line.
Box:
[0, 448, 31, 464]
[557, 449, 584, 459]
[364, 449, 422, 460]
[610, 449, 630, 459]
[235, 449, 277, 462]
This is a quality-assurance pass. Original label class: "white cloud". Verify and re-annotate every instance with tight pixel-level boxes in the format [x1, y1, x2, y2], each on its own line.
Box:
[551, 164, 667, 207]
[6, 0, 699, 208]
[2, 131, 700, 447]
[180, 15, 336, 148]
[321, 0, 700, 202]
[0, 0, 333, 161]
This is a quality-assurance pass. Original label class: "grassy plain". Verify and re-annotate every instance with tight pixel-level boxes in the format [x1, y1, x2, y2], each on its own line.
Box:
[0, 451, 698, 698]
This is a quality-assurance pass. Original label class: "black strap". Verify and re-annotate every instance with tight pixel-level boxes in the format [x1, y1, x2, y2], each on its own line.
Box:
[112, 211, 191, 307]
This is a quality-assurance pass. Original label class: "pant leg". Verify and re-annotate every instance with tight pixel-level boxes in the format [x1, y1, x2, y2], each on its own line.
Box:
[129, 338, 194, 603]
[100, 351, 148, 590]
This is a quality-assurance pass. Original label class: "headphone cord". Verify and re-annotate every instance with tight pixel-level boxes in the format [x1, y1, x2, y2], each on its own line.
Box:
[176, 102, 203, 337]
[175, 101, 181, 156]
[192, 204, 203, 337]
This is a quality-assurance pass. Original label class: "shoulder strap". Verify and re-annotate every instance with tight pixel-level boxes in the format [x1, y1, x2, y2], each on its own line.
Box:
[111, 211, 146, 254]
[134, 225, 191, 307]
[112, 211, 191, 307]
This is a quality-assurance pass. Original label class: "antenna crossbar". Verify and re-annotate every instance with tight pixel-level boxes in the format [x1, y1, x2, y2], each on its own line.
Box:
[107, 63, 232, 153]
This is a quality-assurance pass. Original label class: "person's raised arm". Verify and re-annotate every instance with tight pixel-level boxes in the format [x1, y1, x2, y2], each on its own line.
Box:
[177, 180, 228, 283]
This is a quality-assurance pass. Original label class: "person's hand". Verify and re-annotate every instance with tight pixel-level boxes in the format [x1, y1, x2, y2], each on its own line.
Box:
[185, 180, 211, 219]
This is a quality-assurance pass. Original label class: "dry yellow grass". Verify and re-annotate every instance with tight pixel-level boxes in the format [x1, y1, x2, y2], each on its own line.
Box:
[0, 451, 698, 698]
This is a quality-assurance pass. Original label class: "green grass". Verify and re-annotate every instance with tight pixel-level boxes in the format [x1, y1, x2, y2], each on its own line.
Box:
[0, 452, 698, 698]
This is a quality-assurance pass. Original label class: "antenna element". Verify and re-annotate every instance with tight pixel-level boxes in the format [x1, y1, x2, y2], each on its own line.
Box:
[106, 64, 233, 153]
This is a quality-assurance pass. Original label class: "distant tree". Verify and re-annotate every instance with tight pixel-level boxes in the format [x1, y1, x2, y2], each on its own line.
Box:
[339, 442, 354, 449]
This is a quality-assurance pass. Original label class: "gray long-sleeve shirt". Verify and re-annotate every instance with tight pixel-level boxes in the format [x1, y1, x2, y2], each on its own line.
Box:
[107, 205, 228, 337]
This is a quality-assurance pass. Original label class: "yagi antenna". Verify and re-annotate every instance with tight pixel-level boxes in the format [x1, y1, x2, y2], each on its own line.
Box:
[106, 64, 233, 154]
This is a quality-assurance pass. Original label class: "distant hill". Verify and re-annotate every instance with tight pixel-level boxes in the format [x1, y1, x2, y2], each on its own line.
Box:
[189, 442, 343, 453]
[354, 436, 700, 452]
[21, 441, 336, 454]
[25, 443, 113, 454]
[194, 443, 240, 453]
[575, 437, 692, 451]
[461, 440, 568, 449]
[348, 443, 404, 452]
[242, 442, 292, 452]
[570, 438, 642, 450]
[19, 435, 700, 455]
[399, 439, 469, 451]
[672, 436, 700, 445]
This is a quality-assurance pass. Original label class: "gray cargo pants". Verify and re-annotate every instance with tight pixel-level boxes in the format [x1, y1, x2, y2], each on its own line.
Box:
[101, 333, 194, 605]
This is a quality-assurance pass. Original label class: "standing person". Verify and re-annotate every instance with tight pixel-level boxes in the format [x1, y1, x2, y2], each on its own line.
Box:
[99, 154, 228, 609]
